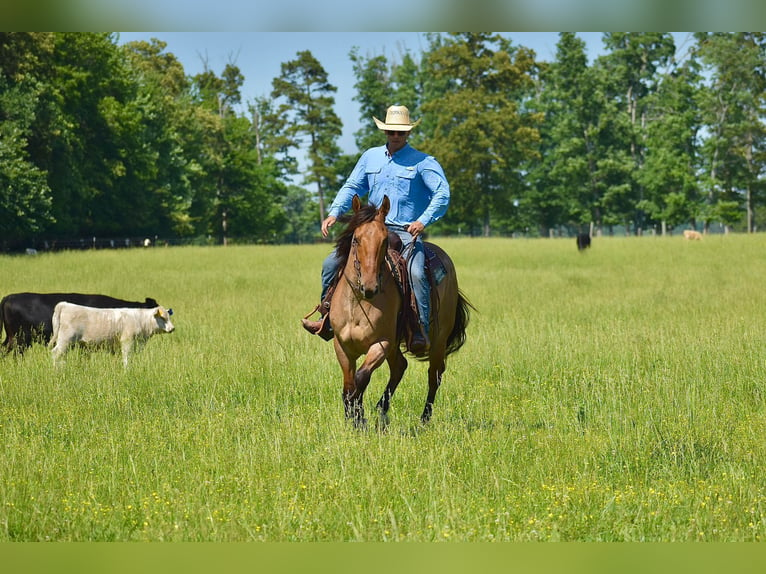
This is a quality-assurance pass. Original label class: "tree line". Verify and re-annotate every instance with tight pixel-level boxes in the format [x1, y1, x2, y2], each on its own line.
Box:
[1, 32, 764, 250]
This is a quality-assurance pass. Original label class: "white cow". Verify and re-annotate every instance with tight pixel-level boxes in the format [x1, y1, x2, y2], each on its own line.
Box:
[49, 302, 175, 366]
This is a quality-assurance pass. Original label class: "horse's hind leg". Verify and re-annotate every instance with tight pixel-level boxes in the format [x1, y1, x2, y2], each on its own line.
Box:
[421, 354, 446, 423]
[376, 348, 408, 422]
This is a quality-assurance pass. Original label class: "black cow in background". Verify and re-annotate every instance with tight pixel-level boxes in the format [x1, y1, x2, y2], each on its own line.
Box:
[576, 233, 591, 251]
[0, 293, 159, 354]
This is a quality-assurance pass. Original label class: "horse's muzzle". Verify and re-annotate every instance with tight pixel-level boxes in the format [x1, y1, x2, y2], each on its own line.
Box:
[362, 286, 378, 300]
[357, 270, 382, 300]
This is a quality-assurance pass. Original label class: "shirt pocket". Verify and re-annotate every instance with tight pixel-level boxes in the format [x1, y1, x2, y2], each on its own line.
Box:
[394, 167, 417, 193]
[365, 167, 382, 188]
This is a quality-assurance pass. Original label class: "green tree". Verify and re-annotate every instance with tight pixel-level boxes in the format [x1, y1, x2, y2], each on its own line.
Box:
[25, 32, 157, 238]
[250, 95, 297, 178]
[270, 50, 342, 224]
[391, 52, 421, 108]
[349, 48, 391, 153]
[421, 32, 542, 236]
[0, 77, 54, 241]
[216, 115, 287, 242]
[0, 33, 54, 244]
[636, 58, 703, 234]
[597, 33, 677, 233]
[189, 62, 287, 244]
[694, 32, 766, 233]
[281, 184, 320, 243]
[121, 37, 198, 237]
[529, 32, 607, 236]
[194, 61, 243, 117]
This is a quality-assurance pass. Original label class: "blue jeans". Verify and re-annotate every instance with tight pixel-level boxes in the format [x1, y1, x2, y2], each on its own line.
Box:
[320, 227, 430, 334]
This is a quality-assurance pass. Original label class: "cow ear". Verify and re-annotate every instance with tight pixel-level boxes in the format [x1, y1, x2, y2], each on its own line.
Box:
[352, 194, 361, 212]
[155, 308, 163, 318]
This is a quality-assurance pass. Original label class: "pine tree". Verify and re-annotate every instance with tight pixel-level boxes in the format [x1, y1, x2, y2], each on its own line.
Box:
[271, 50, 342, 225]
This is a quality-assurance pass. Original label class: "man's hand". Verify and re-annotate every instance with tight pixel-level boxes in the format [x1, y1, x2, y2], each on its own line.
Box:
[321, 215, 337, 238]
[407, 220, 425, 239]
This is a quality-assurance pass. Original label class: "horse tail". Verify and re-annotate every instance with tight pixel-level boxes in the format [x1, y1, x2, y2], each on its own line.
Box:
[445, 289, 474, 356]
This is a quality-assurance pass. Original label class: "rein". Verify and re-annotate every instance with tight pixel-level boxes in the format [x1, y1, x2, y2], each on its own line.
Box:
[345, 234, 385, 298]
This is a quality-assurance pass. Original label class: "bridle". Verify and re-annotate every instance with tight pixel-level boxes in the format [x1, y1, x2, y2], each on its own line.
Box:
[347, 231, 385, 298]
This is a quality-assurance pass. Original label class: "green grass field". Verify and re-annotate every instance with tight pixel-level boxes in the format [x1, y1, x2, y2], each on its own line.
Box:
[1, 234, 766, 541]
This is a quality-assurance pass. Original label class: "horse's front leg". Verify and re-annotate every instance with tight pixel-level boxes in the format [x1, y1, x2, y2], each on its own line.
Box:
[345, 339, 391, 427]
[333, 339, 359, 422]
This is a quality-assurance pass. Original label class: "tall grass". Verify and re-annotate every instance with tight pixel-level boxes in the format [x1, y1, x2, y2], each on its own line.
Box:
[1, 235, 766, 541]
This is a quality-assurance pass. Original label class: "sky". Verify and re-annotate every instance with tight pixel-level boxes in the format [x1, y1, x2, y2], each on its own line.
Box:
[117, 32, 618, 155]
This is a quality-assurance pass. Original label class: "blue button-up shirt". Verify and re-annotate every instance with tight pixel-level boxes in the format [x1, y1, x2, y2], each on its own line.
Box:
[328, 143, 450, 228]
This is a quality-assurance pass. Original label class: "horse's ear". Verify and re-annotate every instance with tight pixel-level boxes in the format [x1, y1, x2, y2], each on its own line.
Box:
[378, 195, 390, 219]
[352, 195, 361, 212]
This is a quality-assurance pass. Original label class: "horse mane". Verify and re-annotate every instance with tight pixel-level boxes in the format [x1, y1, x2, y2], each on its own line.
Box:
[334, 203, 380, 265]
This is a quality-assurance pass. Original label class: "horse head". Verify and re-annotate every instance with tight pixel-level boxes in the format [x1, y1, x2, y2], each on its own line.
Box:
[351, 195, 390, 300]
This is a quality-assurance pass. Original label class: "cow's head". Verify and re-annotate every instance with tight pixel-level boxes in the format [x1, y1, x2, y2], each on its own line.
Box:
[154, 307, 175, 333]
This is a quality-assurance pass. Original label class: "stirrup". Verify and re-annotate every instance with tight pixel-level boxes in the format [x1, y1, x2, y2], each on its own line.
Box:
[302, 305, 333, 341]
[302, 301, 327, 321]
[315, 314, 334, 341]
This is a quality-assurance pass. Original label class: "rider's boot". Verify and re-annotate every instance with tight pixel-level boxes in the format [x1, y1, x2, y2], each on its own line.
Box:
[301, 301, 333, 340]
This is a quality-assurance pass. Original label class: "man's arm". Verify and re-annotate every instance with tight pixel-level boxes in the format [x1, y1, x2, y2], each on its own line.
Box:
[416, 158, 450, 228]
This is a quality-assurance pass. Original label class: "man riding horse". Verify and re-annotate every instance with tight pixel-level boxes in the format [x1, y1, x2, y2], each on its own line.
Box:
[302, 105, 450, 355]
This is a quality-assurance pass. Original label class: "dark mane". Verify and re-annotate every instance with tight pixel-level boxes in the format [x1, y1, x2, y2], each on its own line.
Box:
[334, 203, 380, 265]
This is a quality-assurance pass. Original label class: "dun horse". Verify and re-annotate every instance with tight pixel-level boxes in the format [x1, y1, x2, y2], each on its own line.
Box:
[329, 194, 472, 425]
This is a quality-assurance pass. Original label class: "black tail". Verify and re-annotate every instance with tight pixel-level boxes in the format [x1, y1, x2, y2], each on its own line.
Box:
[445, 290, 475, 356]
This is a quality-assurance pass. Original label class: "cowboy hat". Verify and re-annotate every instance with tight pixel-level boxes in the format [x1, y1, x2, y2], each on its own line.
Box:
[373, 105, 422, 132]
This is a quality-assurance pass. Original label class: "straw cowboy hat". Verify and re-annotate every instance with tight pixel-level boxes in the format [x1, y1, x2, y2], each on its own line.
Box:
[373, 105, 422, 132]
